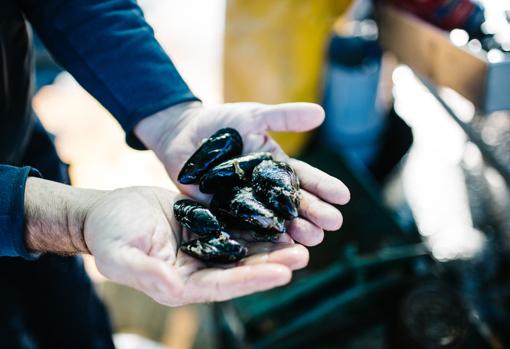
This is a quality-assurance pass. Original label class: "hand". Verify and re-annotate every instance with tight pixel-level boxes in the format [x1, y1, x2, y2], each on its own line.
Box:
[135, 102, 350, 247]
[84, 186, 308, 306]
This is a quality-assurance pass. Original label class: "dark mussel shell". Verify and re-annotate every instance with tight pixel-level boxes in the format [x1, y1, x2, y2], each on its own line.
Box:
[180, 232, 248, 264]
[177, 128, 243, 184]
[199, 152, 273, 193]
[210, 186, 286, 240]
[174, 199, 223, 236]
[252, 160, 301, 219]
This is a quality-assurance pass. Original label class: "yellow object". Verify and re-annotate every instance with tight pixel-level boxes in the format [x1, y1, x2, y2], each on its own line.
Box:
[224, 0, 352, 156]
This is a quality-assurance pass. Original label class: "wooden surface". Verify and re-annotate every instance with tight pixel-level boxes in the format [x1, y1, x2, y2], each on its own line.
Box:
[378, 6, 489, 109]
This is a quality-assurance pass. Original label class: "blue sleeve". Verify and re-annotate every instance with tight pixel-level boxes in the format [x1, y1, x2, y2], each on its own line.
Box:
[20, 0, 200, 149]
[0, 165, 40, 259]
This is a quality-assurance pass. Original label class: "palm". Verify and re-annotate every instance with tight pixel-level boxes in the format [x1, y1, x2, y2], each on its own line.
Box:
[160, 102, 350, 247]
[163, 103, 299, 193]
[85, 187, 307, 306]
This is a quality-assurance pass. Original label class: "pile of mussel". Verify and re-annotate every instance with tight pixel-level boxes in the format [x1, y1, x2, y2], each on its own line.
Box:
[174, 128, 301, 264]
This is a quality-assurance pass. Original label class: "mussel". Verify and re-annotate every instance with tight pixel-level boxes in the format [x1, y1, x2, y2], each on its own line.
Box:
[252, 160, 301, 219]
[210, 186, 286, 240]
[180, 232, 248, 263]
[178, 128, 243, 184]
[199, 152, 273, 193]
[174, 128, 305, 263]
[174, 199, 223, 236]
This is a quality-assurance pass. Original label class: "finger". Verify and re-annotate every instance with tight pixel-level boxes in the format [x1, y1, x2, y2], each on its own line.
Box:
[242, 243, 309, 270]
[175, 184, 211, 205]
[274, 233, 294, 243]
[255, 103, 325, 133]
[185, 264, 292, 303]
[242, 133, 288, 160]
[299, 191, 343, 231]
[287, 217, 324, 246]
[289, 159, 350, 205]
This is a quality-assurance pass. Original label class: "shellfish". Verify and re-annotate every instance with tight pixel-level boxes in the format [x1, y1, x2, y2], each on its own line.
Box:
[174, 199, 223, 236]
[210, 186, 286, 240]
[252, 160, 301, 219]
[177, 128, 243, 184]
[199, 152, 273, 193]
[180, 232, 248, 263]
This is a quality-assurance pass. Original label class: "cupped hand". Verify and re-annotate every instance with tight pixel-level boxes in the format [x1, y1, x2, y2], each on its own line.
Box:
[135, 102, 350, 247]
[84, 187, 309, 306]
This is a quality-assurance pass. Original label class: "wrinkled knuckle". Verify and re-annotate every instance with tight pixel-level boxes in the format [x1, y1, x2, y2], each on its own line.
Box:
[302, 202, 313, 221]
[307, 199, 323, 220]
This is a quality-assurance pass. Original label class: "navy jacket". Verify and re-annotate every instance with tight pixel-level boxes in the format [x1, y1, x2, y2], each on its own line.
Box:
[0, 0, 199, 259]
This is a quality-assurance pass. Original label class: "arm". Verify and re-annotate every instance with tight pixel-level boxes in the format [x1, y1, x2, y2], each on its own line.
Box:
[18, 0, 344, 302]
[20, 0, 350, 242]
[20, 0, 199, 148]
[20, 0, 349, 279]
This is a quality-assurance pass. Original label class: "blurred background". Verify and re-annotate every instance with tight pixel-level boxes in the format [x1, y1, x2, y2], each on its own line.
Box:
[32, 0, 510, 348]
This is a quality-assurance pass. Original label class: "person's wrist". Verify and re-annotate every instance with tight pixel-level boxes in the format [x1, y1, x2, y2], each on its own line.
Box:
[66, 187, 105, 255]
[134, 101, 202, 154]
[24, 177, 105, 255]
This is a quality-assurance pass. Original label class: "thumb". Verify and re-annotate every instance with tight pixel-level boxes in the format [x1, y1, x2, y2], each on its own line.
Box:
[255, 103, 325, 132]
